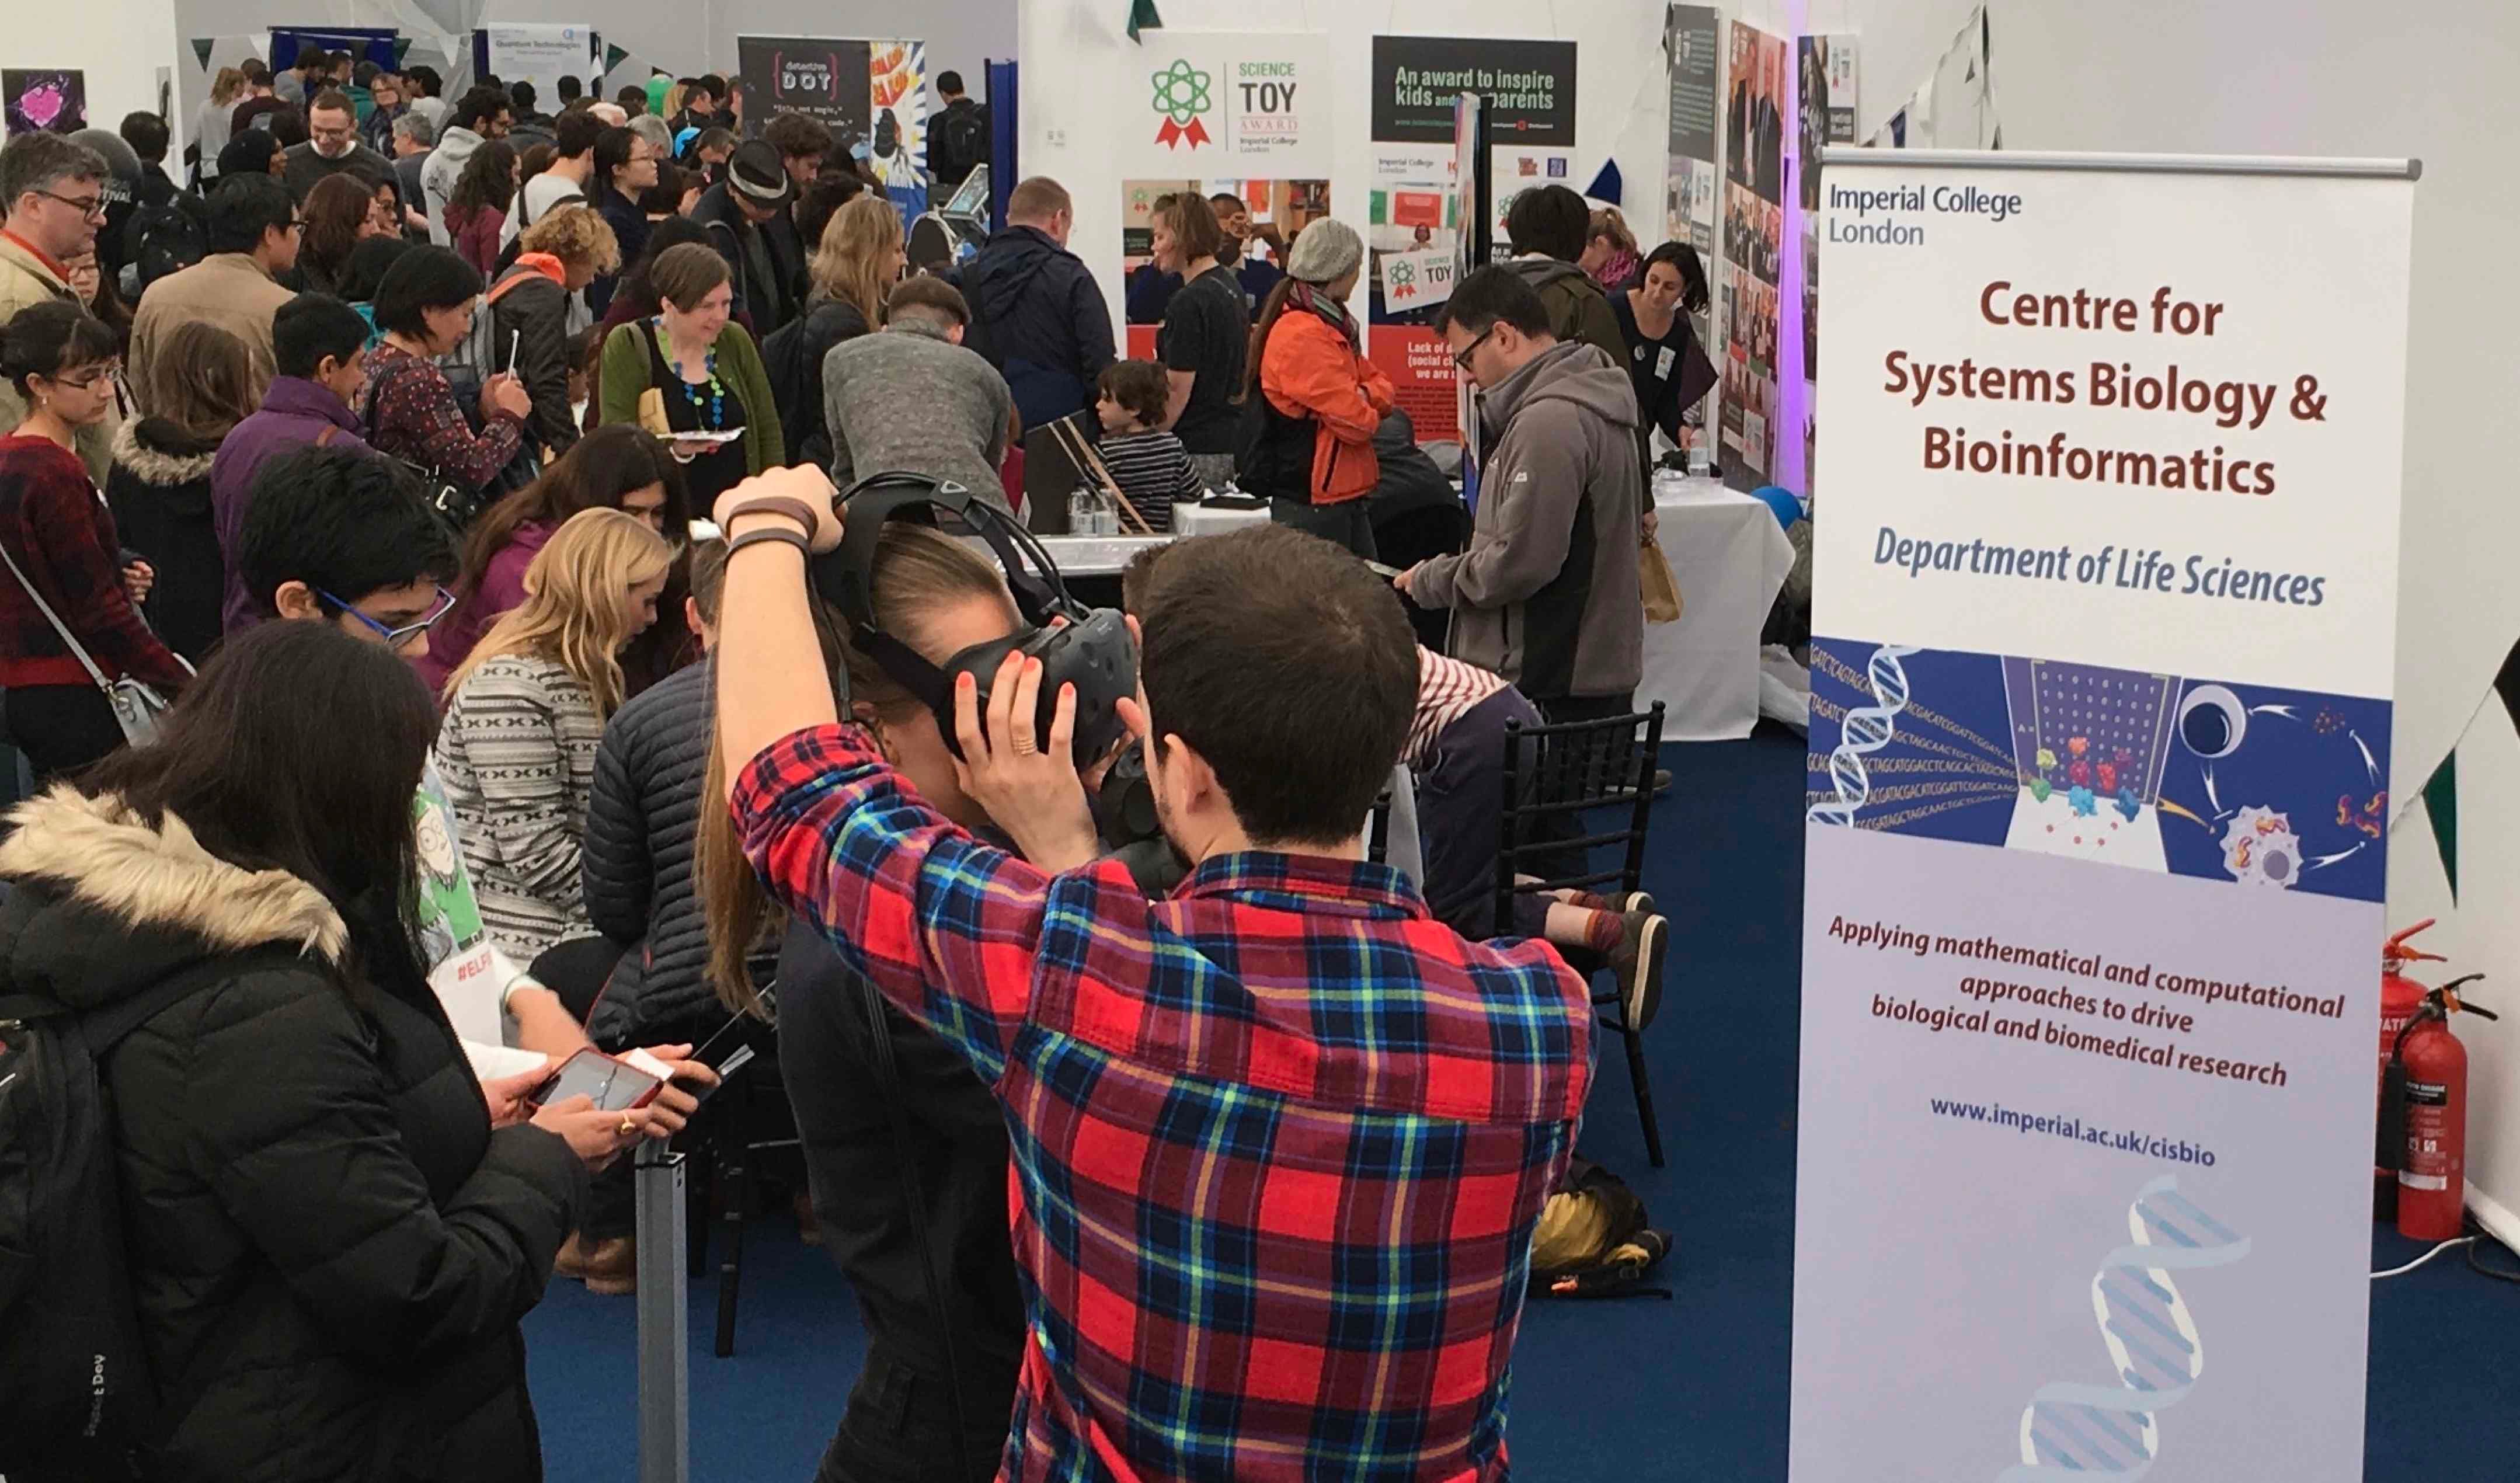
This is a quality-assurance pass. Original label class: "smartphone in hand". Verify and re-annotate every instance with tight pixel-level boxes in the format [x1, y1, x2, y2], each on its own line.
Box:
[529, 1047, 664, 1112]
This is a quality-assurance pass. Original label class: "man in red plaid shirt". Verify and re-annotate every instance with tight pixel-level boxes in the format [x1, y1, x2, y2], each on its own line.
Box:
[712, 473, 1592, 1482]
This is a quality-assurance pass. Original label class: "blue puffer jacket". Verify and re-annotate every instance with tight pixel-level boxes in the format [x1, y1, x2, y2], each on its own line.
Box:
[580, 658, 715, 1045]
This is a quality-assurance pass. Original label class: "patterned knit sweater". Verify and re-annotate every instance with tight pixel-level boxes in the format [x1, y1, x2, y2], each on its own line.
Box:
[432, 651, 603, 962]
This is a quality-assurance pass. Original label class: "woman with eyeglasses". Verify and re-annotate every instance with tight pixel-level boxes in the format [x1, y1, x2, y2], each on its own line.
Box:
[413, 424, 691, 701]
[0, 301, 187, 780]
[434, 507, 673, 962]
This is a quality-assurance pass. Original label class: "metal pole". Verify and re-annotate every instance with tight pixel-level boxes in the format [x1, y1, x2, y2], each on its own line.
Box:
[634, 1140, 690, 1483]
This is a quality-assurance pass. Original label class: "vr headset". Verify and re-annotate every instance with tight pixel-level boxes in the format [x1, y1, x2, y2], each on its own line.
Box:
[810, 472, 1138, 769]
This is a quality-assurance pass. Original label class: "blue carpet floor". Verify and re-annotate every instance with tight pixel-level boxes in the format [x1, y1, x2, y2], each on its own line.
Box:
[525, 730, 2520, 1481]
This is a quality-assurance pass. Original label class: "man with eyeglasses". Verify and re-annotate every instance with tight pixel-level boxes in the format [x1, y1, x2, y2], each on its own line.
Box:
[210, 293, 375, 634]
[1394, 264, 1645, 727]
[283, 88, 394, 201]
[0, 133, 114, 475]
[127, 173, 301, 416]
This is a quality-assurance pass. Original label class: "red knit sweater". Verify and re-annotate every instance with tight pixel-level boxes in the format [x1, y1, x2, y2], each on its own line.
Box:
[0, 434, 188, 690]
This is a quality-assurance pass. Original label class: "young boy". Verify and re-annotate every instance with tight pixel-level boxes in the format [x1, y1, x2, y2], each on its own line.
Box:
[1092, 359, 1202, 532]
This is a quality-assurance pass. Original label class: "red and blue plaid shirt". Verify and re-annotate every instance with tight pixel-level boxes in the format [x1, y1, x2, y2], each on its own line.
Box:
[735, 725, 1592, 1482]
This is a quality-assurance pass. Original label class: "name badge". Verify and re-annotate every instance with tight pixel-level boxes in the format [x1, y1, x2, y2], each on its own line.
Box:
[1655, 346, 1677, 381]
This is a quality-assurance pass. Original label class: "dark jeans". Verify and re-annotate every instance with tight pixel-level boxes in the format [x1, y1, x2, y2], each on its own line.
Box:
[1415, 687, 1555, 942]
[5, 684, 124, 784]
[1270, 497, 1379, 560]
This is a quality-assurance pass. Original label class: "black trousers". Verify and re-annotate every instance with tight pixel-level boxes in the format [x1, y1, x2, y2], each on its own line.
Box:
[1270, 497, 1379, 560]
[1415, 687, 1554, 942]
[778, 924, 1025, 1483]
[5, 684, 124, 784]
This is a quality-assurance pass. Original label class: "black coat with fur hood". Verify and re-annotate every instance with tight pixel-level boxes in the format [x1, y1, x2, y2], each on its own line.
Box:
[0, 786, 589, 1483]
[103, 417, 225, 666]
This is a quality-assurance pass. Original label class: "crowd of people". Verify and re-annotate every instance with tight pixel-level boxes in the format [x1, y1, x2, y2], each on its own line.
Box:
[0, 58, 1715, 1482]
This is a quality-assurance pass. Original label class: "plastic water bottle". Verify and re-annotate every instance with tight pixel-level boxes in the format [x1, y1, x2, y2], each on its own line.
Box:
[1688, 432, 1713, 479]
[1068, 488, 1096, 534]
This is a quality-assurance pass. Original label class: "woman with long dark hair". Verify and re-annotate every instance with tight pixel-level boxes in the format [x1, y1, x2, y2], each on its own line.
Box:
[0, 302, 188, 779]
[105, 320, 260, 664]
[415, 422, 691, 698]
[295, 170, 378, 296]
[0, 619, 633, 1482]
[1242, 218, 1393, 558]
[1609, 241, 1717, 474]
[445, 137, 519, 277]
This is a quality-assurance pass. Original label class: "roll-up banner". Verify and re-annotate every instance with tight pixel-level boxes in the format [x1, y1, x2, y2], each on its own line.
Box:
[1794, 149, 2418, 1483]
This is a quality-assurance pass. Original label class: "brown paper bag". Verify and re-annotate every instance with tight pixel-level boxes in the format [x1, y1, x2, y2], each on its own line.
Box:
[635, 386, 672, 440]
[1641, 530, 1683, 624]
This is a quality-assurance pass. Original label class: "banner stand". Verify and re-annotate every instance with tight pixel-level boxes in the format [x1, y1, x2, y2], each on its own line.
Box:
[1792, 146, 2418, 1483]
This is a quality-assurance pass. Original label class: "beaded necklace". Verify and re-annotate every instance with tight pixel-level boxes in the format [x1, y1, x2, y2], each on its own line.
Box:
[655, 317, 727, 430]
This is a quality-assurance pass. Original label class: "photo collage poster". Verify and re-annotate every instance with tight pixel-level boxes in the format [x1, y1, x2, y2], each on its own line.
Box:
[1720, 21, 1787, 490]
[736, 36, 929, 221]
[1365, 35, 1578, 444]
[1797, 34, 1857, 489]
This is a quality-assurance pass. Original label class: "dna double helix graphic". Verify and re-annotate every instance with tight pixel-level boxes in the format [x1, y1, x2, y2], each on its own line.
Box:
[1807, 643, 1917, 826]
[1996, 1176, 2251, 1481]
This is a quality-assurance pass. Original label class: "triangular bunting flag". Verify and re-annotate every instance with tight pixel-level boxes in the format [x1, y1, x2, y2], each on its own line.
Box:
[1127, 0, 1164, 44]
[1583, 159, 1624, 208]
[2422, 751, 2458, 901]
[607, 44, 629, 72]
[192, 39, 214, 71]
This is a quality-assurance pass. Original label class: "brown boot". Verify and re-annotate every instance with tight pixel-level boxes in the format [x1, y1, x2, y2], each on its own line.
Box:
[578, 1236, 636, 1296]
[793, 1190, 823, 1246]
[554, 1231, 591, 1279]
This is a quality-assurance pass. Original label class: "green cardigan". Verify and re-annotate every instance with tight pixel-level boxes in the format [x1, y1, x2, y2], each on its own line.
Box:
[597, 318, 784, 477]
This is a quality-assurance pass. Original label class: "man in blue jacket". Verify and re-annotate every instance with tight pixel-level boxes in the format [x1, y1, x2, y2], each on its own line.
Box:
[953, 175, 1116, 429]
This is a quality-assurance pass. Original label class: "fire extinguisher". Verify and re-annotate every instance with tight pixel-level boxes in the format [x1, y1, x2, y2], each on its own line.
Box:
[2376, 920, 2446, 1208]
[2378, 974, 2497, 1241]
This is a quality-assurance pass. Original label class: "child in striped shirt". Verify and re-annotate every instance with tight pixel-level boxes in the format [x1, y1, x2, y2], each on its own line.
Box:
[1094, 360, 1202, 532]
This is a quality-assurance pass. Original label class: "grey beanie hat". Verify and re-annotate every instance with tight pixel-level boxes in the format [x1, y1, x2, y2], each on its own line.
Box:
[1283, 218, 1364, 284]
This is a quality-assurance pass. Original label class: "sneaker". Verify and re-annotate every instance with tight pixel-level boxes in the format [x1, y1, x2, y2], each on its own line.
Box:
[577, 1236, 636, 1296]
[1608, 911, 1667, 1031]
[1651, 767, 1673, 797]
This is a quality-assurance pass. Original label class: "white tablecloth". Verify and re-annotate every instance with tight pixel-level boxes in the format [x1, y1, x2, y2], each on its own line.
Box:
[1639, 478, 1797, 742]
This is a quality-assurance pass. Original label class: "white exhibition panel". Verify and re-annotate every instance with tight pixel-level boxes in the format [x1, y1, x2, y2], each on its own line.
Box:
[1795, 150, 2413, 1481]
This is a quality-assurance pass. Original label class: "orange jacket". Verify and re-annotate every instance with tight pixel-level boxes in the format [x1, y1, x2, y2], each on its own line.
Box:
[1260, 304, 1396, 505]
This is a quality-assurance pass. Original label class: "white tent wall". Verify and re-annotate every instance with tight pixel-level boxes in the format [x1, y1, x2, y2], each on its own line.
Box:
[1843, 0, 2520, 1250]
[11, 0, 183, 149]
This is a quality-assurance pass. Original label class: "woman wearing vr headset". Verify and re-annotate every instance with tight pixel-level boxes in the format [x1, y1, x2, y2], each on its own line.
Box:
[698, 519, 1037, 1483]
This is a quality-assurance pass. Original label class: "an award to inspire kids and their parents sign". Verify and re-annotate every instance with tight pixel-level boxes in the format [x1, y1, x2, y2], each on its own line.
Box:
[1793, 149, 2417, 1482]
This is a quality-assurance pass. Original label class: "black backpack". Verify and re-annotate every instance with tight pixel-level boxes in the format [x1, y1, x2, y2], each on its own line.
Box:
[122, 199, 206, 294]
[0, 950, 288, 1477]
[931, 102, 989, 186]
[759, 300, 864, 467]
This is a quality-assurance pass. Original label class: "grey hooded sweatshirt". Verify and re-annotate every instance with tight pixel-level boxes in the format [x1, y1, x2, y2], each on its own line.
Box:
[419, 124, 486, 246]
[1409, 339, 1644, 701]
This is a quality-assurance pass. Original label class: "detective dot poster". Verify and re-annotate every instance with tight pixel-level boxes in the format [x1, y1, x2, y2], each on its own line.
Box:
[1366, 35, 1576, 446]
[1792, 154, 2415, 1483]
[735, 36, 928, 219]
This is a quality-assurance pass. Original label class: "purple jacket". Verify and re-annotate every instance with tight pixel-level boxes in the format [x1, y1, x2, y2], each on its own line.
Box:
[412, 518, 555, 699]
[211, 377, 371, 634]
